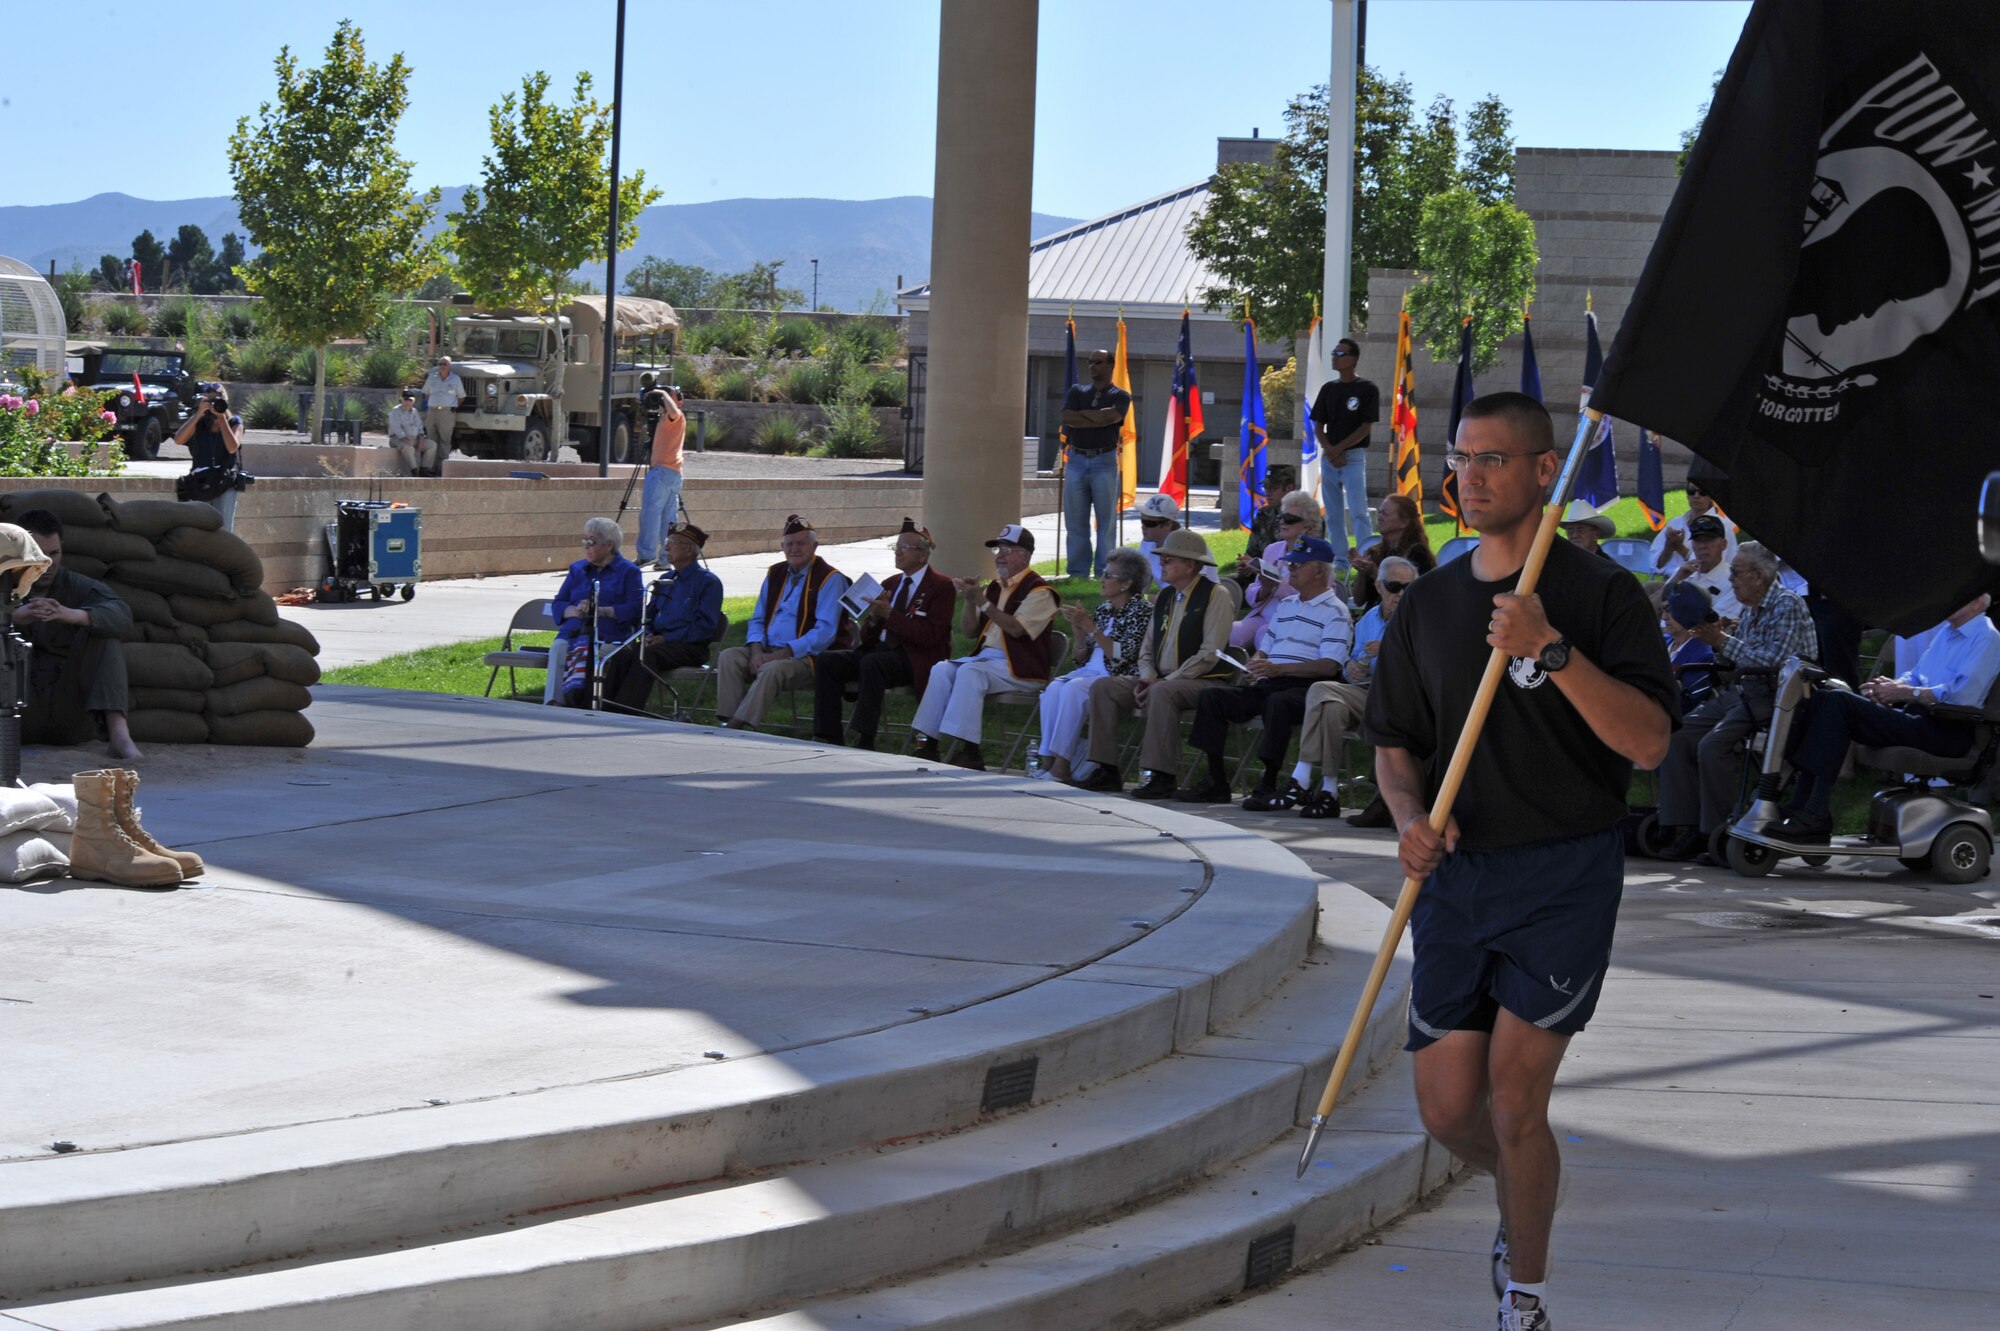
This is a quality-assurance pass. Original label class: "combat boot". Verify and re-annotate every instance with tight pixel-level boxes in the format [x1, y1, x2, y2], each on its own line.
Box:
[67, 770, 183, 889]
[113, 768, 204, 878]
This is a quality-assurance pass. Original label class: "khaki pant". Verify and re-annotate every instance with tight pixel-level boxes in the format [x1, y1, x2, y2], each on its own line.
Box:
[716, 646, 814, 727]
[424, 406, 457, 457]
[1301, 679, 1369, 773]
[392, 434, 438, 474]
[1086, 674, 1211, 778]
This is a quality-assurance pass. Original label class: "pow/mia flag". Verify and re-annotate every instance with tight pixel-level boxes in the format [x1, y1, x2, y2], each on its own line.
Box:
[1591, 0, 2000, 634]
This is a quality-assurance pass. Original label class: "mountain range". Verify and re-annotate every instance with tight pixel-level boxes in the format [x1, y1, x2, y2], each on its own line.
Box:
[0, 192, 1083, 312]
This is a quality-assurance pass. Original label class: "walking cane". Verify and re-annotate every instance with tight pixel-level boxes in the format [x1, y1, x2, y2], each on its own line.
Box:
[1296, 409, 1599, 1177]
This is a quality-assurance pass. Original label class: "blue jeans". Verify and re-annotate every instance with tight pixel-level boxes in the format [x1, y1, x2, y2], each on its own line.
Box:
[208, 486, 239, 533]
[636, 465, 683, 564]
[1321, 449, 1375, 569]
[1064, 449, 1118, 577]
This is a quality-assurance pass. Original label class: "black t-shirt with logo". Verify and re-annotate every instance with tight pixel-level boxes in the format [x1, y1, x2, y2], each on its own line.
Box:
[1361, 537, 1677, 850]
[1311, 377, 1380, 449]
[1062, 382, 1132, 453]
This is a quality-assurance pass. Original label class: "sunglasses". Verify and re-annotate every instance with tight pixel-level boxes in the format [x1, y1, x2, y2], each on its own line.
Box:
[1140, 517, 1171, 527]
[1279, 513, 1308, 524]
[1686, 486, 1706, 497]
[1379, 580, 1410, 594]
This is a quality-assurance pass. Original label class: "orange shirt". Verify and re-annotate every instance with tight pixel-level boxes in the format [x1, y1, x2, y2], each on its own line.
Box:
[650, 408, 686, 471]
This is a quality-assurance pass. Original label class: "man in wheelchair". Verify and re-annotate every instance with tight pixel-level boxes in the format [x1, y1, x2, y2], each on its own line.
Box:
[1770, 594, 2000, 841]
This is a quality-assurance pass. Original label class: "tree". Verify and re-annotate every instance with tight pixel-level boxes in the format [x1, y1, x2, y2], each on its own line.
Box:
[228, 20, 439, 442]
[1461, 93, 1515, 204]
[449, 69, 660, 454]
[129, 231, 166, 291]
[712, 260, 804, 311]
[1403, 187, 1539, 372]
[1678, 69, 1724, 175]
[215, 233, 247, 291]
[95, 255, 125, 292]
[166, 224, 215, 292]
[625, 256, 721, 307]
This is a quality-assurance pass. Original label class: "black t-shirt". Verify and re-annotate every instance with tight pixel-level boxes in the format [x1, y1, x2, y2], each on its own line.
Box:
[1362, 537, 1677, 850]
[188, 416, 243, 471]
[1062, 382, 1132, 453]
[1311, 377, 1380, 450]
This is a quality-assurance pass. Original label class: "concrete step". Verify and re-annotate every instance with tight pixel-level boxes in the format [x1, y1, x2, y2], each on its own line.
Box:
[1, 884, 1413, 1331]
[2, 801, 1317, 1300]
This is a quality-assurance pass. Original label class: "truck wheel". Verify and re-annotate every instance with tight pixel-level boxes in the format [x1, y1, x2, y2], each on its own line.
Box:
[137, 417, 163, 461]
[519, 421, 553, 463]
[1929, 823, 1991, 885]
[608, 415, 635, 465]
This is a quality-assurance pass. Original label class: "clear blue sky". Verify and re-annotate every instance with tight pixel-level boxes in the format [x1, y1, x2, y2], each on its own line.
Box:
[2, 1, 1749, 216]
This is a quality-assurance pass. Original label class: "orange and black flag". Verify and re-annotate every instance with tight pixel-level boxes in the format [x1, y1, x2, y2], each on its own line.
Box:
[1437, 316, 1476, 532]
[1391, 308, 1422, 505]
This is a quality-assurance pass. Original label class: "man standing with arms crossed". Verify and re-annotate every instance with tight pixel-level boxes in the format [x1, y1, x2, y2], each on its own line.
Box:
[1310, 337, 1377, 575]
[421, 356, 467, 466]
[1058, 348, 1131, 579]
[1363, 392, 1674, 1330]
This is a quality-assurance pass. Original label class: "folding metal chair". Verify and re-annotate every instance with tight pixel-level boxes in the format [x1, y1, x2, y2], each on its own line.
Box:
[483, 600, 555, 698]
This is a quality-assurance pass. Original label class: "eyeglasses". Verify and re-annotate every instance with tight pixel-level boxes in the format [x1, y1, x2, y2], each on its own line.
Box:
[1279, 513, 1308, 525]
[580, 537, 605, 547]
[1444, 447, 1553, 474]
[1379, 580, 1410, 594]
[1333, 347, 1357, 358]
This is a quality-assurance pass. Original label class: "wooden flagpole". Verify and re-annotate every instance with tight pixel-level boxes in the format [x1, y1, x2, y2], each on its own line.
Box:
[1295, 406, 1602, 1177]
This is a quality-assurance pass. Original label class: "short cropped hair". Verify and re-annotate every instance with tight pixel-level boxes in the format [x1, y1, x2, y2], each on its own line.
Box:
[1378, 555, 1417, 583]
[1734, 541, 1779, 580]
[1460, 391, 1556, 454]
[584, 515, 623, 550]
[16, 509, 61, 541]
[1279, 489, 1324, 535]
[1104, 546, 1151, 596]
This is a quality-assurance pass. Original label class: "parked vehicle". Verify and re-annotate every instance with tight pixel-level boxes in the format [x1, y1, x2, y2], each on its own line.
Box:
[64, 342, 195, 461]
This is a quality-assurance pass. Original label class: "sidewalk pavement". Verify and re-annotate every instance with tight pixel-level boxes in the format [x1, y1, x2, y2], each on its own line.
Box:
[1173, 804, 2000, 1329]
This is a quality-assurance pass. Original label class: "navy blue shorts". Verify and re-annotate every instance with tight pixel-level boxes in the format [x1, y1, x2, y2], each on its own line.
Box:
[1405, 826, 1625, 1052]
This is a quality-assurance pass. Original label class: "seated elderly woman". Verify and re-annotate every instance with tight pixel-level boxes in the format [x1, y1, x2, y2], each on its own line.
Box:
[1349, 492, 1435, 610]
[1229, 489, 1323, 649]
[548, 515, 646, 707]
[1033, 546, 1152, 783]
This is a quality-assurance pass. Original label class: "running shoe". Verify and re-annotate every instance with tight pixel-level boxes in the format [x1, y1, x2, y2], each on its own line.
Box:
[1490, 1220, 1509, 1297]
[1497, 1291, 1552, 1330]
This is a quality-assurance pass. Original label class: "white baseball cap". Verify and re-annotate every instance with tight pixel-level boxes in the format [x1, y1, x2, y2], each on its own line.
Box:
[983, 523, 1034, 553]
[1135, 493, 1183, 523]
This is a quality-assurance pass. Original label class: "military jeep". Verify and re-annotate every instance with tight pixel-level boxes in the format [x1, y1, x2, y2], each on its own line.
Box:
[65, 342, 196, 461]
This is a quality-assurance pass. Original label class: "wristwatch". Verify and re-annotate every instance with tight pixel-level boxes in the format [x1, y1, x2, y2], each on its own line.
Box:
[1537, 636, 1573, 673]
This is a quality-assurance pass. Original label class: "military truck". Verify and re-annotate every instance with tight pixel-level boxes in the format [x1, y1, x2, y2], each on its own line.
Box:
[65, 342, 196, 461]
[439, 296, 680, 464]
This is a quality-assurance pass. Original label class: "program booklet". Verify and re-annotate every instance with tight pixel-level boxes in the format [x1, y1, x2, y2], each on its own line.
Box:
[839, 573, 885, 620]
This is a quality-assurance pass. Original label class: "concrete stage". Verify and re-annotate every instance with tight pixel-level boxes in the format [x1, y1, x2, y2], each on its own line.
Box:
[0, 689, 1430, 1330]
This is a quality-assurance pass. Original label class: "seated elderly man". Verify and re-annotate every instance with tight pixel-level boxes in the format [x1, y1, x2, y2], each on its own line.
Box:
[1559, 500, 1616, 558]
[1178, 536, 1354, 807]
[1662, 513, 1743, 619]
[813, 518, 956, 750]
[1134, 493, 1222, 587]
[1073, 528, 1235, 797]
[1649, 476, 1737, 573]
[548, 515, 646, 706]
[1654, 541, 1820, 858]
[1772, 594, 2000, 841]
[11, 510, 142, 761]
[600, 521, 724, 716]
[912, 523, 1060, 771]
[717, 514, 851, 731]
[1293, 553, 1415, 824]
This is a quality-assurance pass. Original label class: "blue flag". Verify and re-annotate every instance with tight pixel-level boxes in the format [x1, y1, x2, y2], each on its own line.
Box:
[1576, 307, 1619, 507]
[1238, 318, 1269, 527]
[1059, 316, 1078, 451]
[1636, 426, 1666, 531]
[1520, 315, 1542, 401]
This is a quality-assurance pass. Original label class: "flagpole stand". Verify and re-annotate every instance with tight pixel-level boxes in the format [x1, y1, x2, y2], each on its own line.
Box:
[1296, 409, 1599, 1177]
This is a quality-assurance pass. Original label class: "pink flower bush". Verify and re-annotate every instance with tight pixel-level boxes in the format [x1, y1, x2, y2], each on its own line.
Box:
[100, 410, 118, 424]
[22, 400, 38, 417]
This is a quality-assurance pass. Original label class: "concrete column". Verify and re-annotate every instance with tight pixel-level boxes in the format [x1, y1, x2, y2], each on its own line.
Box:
[1321, 0, 1359, 343]
[923, 0, 1038, 577]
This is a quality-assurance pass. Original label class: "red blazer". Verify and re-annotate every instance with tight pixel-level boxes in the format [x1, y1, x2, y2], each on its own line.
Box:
[876, 566, 957, 699]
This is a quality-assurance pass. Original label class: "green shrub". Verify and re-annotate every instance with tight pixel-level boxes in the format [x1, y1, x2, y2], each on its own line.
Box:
[221, 307, 257, 339]
[149, 297, 203, 337]
[832, 316, 900, 364]
[336, 394, 385, 430]
[769, 317, 822, 358]
[666, 359, 711, 399]
[752, 413, 808, 454]
[229, 336, 296, 383]
[683, 311, 764, 357]
[714, 368, 758, 402]
[778, 360, 836, 405]
[863, 367, 905, 407]
[98, 302, 146, 335]
[288, 347, 318, 385]
[327, 350, 363, 387]
[0, 384, 122, 477]
[358, 345, 419, 389]
[818, 398, 885, 458]
[244, 389, 299, 431]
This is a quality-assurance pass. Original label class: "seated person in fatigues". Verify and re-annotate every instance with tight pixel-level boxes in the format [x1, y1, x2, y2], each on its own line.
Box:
[1297, 554, 1415, 825]
[717, 514, 850, 730]
[11, 510, 142, 761]
[1179, 536, 1354, 808]
[550, 516, 646, 707]
[911, 523, 1060, 771]
[1772, 593, 2000, 841]
[1073, 528, 1235, 797]
[813, 518, 955, 750]
[601, 521, 724, 717]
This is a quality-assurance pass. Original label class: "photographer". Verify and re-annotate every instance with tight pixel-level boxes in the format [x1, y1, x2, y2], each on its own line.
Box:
[172, 388, 245, 530]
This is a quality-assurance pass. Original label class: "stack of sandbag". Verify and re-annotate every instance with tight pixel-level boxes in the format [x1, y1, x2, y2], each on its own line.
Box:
[0, 490, 319, 747]
[0, 783, 77, 884]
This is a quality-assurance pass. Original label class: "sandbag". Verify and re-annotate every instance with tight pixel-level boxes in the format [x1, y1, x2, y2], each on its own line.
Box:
[241, 591, 280, 627]
[105, 581, 177, 629]
[61, 553, 109, 581]
[132, 687, 207, 713]
[159, 526, 263, 595]
[0, 488, 109, 529]
[101, 495, 222, 540]
[143, 622, 208, 646]
[256, 643, 321, 687]
[209, 618, 320, 655]
[122, 642, 216, 692]
[204, 643, 267, 688]
[128, 709, 210, 744]
[59, 527, 155, 565]
[26, 782, 76, 833]
[205, 709, 313, 747]
[207, 677, 312, 717]
[168, 594, 247, 628]
[109, 556, 236, 601]
[0, 830, 67, 884]
[0, 787, 63, 837]
[114, 619, 148, 645]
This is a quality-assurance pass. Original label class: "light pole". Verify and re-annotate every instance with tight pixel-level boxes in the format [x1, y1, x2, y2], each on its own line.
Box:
[811, 258, 819, 311]
[597, 0, 628, 479]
